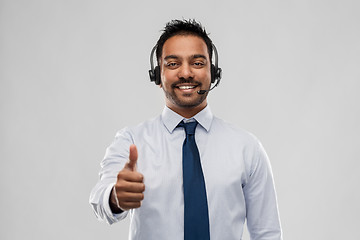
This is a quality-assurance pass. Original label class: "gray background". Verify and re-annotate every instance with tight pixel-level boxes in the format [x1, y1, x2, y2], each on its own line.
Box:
[1, 0, 359, 239]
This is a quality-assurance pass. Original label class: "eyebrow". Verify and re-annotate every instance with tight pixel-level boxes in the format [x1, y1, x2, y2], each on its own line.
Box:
[164, 54, 207, 61]
[164, 55, 179, 61]
[192, 54, 207, 60]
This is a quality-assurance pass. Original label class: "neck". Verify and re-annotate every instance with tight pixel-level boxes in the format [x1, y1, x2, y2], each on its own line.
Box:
[167, 104, 207, 119]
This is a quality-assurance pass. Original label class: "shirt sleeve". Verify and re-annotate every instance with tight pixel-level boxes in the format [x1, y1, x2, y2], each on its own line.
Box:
[89, 127, 133, 224]
[243, 141, 283, 240]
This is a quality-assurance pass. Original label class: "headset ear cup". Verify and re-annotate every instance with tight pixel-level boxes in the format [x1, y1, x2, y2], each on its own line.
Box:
[211, 64, 216, 83]
[149, 70, 155, 82]
[154, 66, 161, 85]
[216, 67, 222, 82]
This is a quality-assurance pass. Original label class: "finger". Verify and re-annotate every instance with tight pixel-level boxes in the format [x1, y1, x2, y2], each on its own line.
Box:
[117, 171, 144, 183]
[126, 144, 138, 171]
[118, 192, 144, 202]
[116, 181, 145, 193]
[120, 201, 142, 210]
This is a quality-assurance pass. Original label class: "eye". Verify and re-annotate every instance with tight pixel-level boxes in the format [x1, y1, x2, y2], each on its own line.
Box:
[193, 61, 205, 68]
[166, 62, 179, 68]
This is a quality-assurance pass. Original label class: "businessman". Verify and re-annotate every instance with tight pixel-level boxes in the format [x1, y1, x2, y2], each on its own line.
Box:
[90, 19, 282, 240]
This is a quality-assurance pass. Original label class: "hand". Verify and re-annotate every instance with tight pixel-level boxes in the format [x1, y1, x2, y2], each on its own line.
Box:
[110, 144, 145, 212]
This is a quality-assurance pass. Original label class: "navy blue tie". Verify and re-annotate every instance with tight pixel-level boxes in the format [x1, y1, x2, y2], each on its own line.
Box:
[178, 121, 210, 240]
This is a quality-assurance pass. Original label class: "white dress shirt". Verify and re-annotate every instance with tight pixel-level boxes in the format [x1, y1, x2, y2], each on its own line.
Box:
[89, 105, 282, 240]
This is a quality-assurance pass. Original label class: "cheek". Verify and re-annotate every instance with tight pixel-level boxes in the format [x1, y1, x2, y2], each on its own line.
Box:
[161, 71, 176, 86]
[198, 69, 211, 82]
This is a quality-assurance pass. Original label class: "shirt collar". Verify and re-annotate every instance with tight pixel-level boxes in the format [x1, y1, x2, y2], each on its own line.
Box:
[161, 105, 213, 133]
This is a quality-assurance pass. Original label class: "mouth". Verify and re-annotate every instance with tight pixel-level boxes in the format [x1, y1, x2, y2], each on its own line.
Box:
[177, 85, 197, 90]
[173, 80, 200, 90]
[174, 84, 200, 94]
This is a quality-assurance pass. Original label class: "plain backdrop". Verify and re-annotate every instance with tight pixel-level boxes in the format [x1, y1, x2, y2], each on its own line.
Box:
[1, 0, 359, 239]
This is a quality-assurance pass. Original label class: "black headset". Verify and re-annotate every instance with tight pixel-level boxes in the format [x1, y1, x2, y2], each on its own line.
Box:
[148, 43, 222, 86]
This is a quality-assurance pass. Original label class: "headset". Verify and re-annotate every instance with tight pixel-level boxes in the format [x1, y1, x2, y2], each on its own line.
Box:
[148, 43, 222, 88]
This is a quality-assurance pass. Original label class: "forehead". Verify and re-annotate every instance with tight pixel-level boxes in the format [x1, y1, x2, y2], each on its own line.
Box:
[161, 35, 209, 60]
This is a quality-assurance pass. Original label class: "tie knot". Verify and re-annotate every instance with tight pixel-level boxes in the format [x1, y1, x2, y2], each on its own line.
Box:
[178, 121, 198, 135]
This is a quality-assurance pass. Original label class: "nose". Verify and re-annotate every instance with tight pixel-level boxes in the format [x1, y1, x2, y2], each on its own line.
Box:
[177, 63, 194, 79]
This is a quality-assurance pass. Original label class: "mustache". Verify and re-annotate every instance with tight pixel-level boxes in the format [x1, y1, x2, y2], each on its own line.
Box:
[171, 79, 202, 88]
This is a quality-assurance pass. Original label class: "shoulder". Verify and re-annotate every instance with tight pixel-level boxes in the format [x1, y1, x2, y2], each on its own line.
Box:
[130, 115, 162, 133]
[211, 116, 265, 166]
[114, 115, 162, 140]
[208, 116, 268, 180]
[211, 116, 261, 148]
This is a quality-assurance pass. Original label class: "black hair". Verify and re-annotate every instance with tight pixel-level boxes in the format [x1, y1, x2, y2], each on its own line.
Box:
[155, 19, 213, 64]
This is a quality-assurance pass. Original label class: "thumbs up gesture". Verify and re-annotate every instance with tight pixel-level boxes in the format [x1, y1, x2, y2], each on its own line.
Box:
[110, 144, 145, 212]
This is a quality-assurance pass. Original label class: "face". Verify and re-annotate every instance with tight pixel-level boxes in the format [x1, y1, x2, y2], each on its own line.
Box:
[159, 35, 211, 117]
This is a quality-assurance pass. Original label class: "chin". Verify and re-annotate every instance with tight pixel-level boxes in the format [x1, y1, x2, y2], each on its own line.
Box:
[173, 97, 207, 109]
[164, 88, 207, 109]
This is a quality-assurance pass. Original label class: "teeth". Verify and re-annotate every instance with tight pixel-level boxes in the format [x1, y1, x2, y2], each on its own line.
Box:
[178, 86, 195, 90]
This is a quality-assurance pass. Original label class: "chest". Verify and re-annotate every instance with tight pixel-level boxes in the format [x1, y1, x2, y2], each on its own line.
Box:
[135, 131, 248, 198]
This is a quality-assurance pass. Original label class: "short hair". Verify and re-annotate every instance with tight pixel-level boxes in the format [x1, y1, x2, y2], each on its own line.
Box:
[155, 19, 213, 64]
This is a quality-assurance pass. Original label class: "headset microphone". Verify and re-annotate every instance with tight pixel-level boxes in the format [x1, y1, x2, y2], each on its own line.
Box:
[197, 77, 221, 94]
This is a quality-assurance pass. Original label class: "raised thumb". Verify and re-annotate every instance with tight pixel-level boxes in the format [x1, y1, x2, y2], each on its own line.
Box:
[126, 144, 138, 171]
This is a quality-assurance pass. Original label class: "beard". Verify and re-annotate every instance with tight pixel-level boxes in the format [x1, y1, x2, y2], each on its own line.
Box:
[163, 88, 208, 108]
[162, 79, 209, 108]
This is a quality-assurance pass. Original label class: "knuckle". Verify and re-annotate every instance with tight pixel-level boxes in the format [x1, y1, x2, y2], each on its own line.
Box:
[134, 202, 141, 208]
[117, 181, 128, 191]
[120, 203, 129, 210]
[118, 194, 128, 202]
[117, 171, 125, 180]
[139, 193, 144, 200]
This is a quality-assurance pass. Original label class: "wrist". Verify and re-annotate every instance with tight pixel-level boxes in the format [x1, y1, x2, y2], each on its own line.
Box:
[109, 185, 124, 214]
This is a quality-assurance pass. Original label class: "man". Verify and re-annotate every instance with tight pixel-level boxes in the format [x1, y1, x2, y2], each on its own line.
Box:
[90, 19, 282, 240]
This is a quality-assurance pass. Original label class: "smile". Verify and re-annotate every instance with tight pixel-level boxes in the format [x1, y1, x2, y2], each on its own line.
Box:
[178, 85, 196, 90]
[174, 82, 200, 90]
